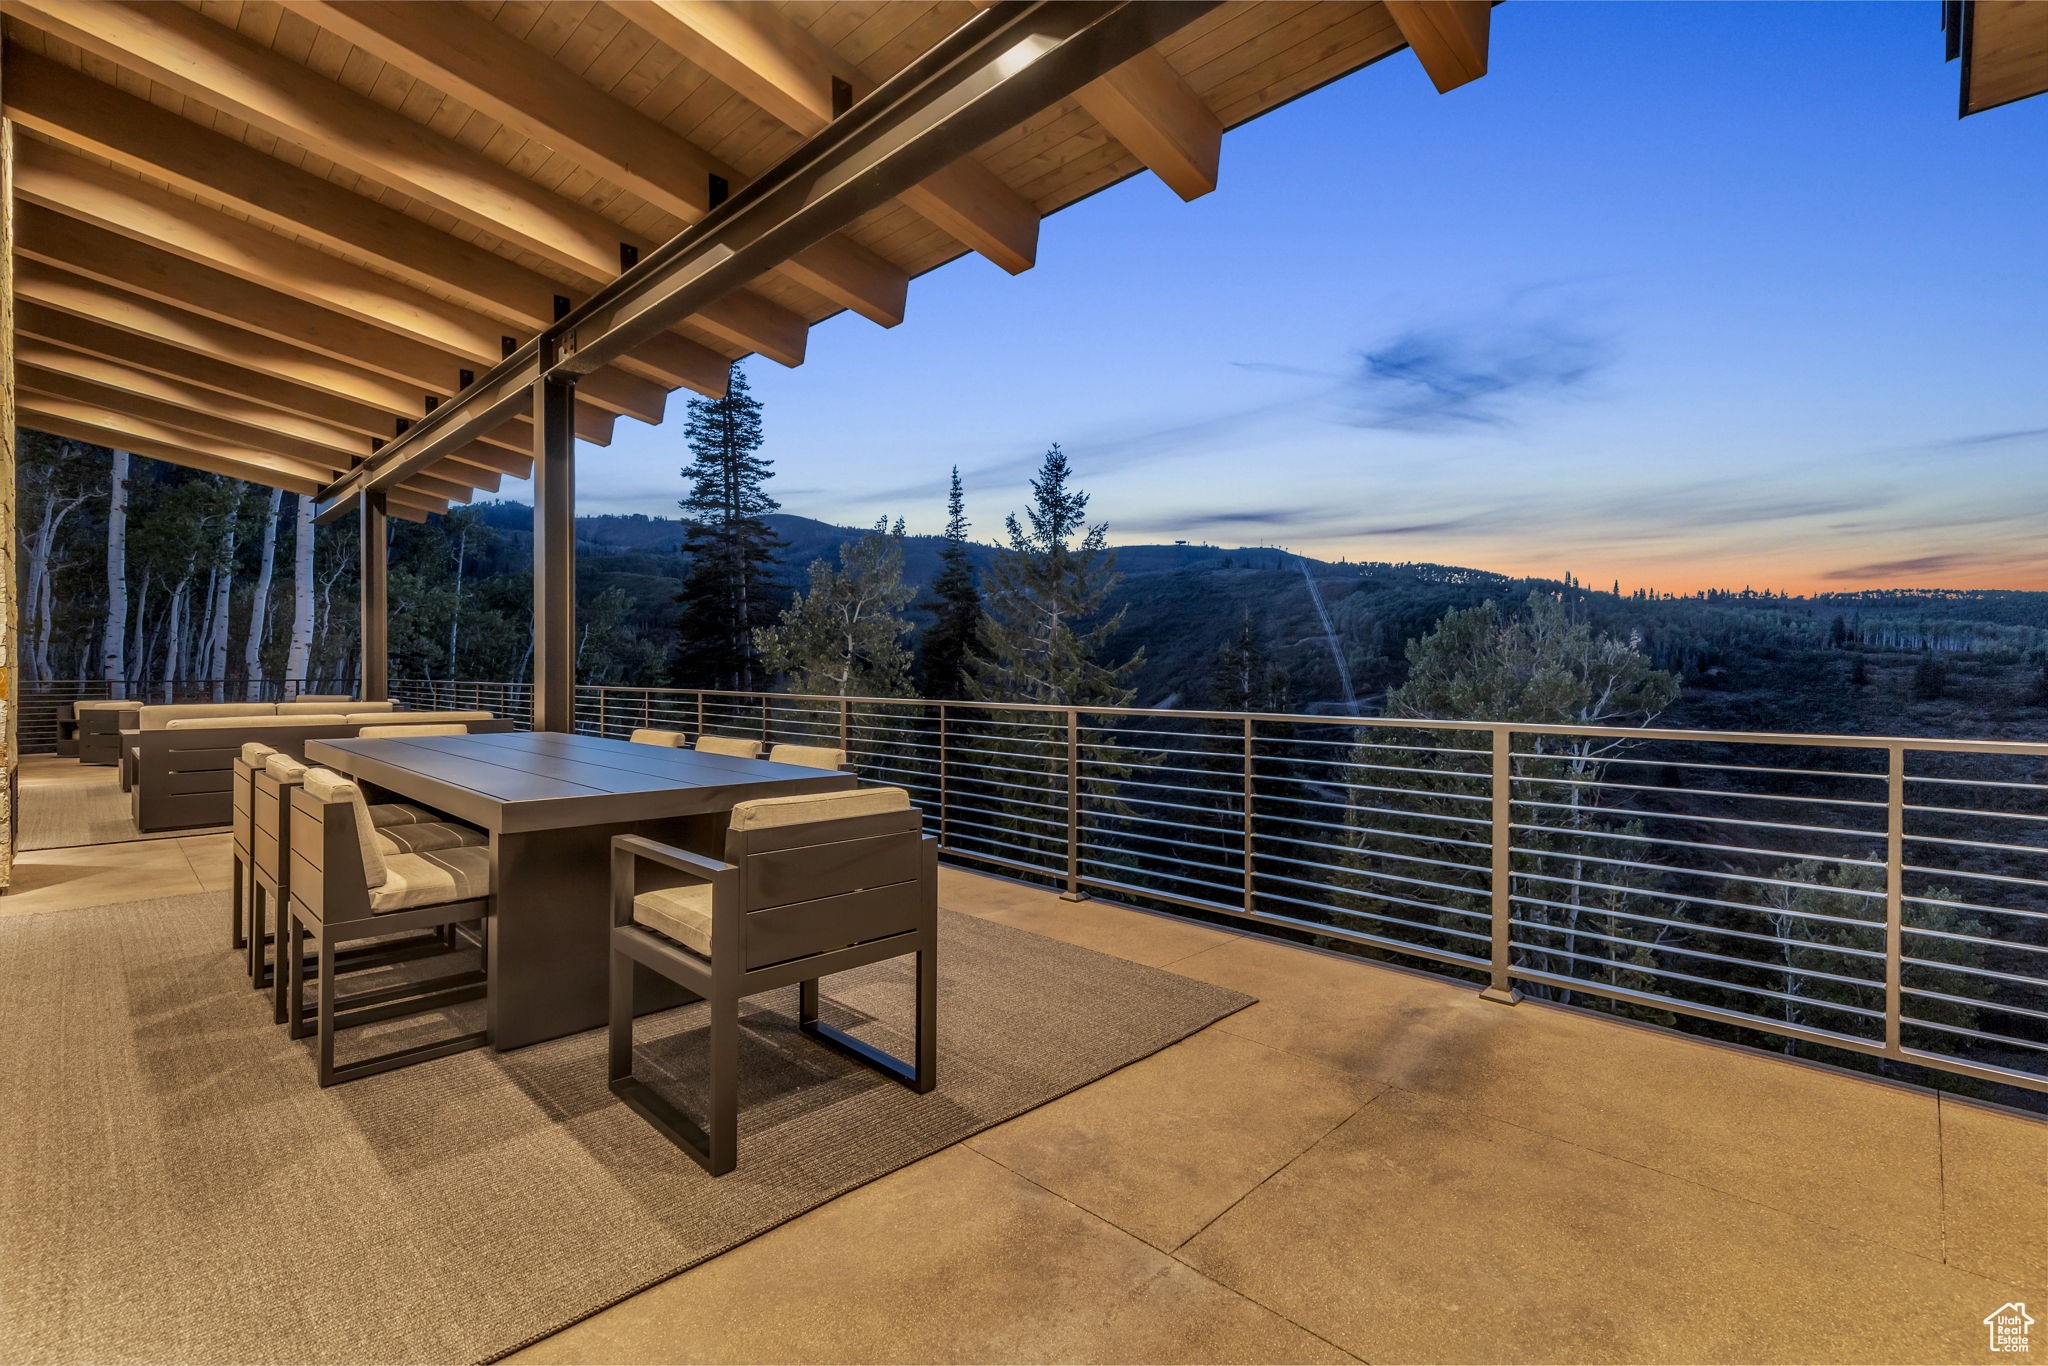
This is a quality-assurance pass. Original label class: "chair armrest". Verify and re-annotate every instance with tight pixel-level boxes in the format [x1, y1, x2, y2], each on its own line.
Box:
[612, 834, 734, 882]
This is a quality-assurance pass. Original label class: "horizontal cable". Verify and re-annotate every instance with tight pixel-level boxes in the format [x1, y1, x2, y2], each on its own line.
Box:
[1510, 819, 1883, 871]
[1508, 942, 1884, 1016]
[1509, 892, 1884, 957]
[1510, 918, 1884, 989]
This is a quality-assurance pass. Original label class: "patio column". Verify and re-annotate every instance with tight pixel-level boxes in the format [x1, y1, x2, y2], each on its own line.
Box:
[532, 374, 576, 732]
[358, 489, 387, 702]
[0, 86, 16, 886]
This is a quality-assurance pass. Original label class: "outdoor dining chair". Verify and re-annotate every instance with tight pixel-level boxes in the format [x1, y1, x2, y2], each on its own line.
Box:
[283, 768, 493, 1086]
[766, 743, 847, 770]
[231, 742, 277, 953]
[607, 785, 937, 1175]
[694, 734, 762, 759]
[629, 728, 689, 747]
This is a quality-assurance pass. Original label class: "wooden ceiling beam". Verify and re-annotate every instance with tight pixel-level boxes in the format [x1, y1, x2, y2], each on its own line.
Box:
[5, 1, 804, 367]
[18, 262, 429, 417]
[19, 363, 366, 472]
[285, 0, 907, 329]
[610, 0, 1040, 274]
[16, 387, 469, 509]
[1075, 48, 1222, 201]
[2, 47, 727, 399]
[16, 138, 668, 426]
[18, 300, 408, 441]
[14, 281, 600, 456]
[15, 336, 369, 460]
[1384, 0, 1490, 93]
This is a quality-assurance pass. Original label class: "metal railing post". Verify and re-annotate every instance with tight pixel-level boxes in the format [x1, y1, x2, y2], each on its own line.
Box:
[1884, 743, 1905, 1057]
[938, 703, 950, 849]
[1482, 726, 1521, 1005]
[1060, 709, 1087, 902]
[597, 687, 608, 739]
[1242, 716, 1256, 914]
[838, 697, 851, 756]
[695, 690, 706, 739]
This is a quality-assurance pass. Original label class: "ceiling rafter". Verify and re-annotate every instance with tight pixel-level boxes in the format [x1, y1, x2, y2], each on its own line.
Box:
[608, 0, 1041, 274]
[5, 0, 807, 366]
[1384, 0, 1490, 93]
[0, 46, 728, 399]
[284, 0, 909, 329]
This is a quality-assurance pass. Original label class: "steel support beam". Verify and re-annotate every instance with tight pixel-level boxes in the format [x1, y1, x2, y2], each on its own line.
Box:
[532, 374, 577, 732]
[359, 488, 388, 700]
[314, 0, 1216, 521]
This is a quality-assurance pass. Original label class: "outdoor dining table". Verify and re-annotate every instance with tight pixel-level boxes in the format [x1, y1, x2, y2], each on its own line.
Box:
[304, 730, 857, 1049]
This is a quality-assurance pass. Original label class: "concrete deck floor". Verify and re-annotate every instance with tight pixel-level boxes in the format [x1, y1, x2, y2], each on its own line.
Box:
[9, 754, 2046, 1363]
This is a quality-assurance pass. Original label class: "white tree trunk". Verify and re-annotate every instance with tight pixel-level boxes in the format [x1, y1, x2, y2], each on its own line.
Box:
[100, 450, 130, 694]
[206, 505, 239, 700]
[285, 493, 315, 688]
[163, 580, 187, 689]
[242, 486, 282, 691]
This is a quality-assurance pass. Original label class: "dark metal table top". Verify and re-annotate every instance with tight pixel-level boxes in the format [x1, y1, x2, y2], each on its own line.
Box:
[305, 730, 855, 833]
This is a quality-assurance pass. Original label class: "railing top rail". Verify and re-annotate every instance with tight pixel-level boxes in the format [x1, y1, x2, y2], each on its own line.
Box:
[534, 682, 2048, 759]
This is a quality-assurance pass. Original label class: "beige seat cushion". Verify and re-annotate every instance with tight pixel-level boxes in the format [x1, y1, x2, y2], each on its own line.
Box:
[695, 734, 761, 759]
[263, 754, 310, 783]
[140, 703, 278, 730]
[291, 694, 355, 704]
[303, 767, 387, 887]
[335, 702, 398, 716]
[368, 802, 436, 828]
[633, 882, 713, 957]
[730, 785, 911, 832]
[75, 700, 144, 712]
[369, 847, 494, 914]
[768, 743, 846, 771]
[375, 821, 486, 856]
[240, 742, 279, 767]
[165, 713, 344, 730]
[359, 723, 467, 738]
[629, 728, 688, 748]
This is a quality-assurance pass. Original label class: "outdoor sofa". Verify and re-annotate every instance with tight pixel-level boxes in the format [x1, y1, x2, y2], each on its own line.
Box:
[126, 702, 510, 832]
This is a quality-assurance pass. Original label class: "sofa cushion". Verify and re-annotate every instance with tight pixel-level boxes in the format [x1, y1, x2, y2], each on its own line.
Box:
[375, 821, 486, 856]
[303, 768, 387, 887]
[74, 700, 144, 712]
[336, 702, 398, 716]
[291, 695, 356, 704]
[164, 713, 344, 730]
[730, 785, 910, 832]
[240, 742, 279, 767]
[369, 847, 493, 913]
[368, 803, 436, 828]
[139, 702, 277, 730]
[633, 882, 713, 957]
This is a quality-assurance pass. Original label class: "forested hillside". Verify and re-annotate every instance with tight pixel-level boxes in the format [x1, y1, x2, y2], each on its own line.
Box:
[19, 435, 2048, 746]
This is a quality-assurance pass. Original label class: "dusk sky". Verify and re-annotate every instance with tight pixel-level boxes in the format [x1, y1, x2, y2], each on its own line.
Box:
[548, 1, 2048, 597]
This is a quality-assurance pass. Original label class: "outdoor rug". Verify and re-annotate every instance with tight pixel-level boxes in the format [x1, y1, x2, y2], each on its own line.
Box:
[0, 890, 1252, 1365]
[17, 768, 227, 850]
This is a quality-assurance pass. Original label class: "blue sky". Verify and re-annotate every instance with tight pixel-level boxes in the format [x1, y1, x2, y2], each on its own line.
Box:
[556, 1, 2048, 595]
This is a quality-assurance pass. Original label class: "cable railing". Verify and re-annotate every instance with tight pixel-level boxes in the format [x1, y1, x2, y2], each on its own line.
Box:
[383, 680, 2048, 1101]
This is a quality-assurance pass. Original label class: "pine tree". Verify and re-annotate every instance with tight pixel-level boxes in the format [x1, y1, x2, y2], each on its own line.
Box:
[968, 444, 1141, 707]
[1209, 611, 1290, 713]
[757, 519, 916, 697]
[671, 364, 783, 690]
[914, 466, 982, 699]
[1912, 649, 1948, 701]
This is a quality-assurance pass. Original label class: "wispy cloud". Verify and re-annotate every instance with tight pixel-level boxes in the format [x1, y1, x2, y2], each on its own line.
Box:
[1339, 300, 1614, 432]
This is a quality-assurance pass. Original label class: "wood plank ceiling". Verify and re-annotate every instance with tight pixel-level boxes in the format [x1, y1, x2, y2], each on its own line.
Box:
[1, 0, 1483, 520]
